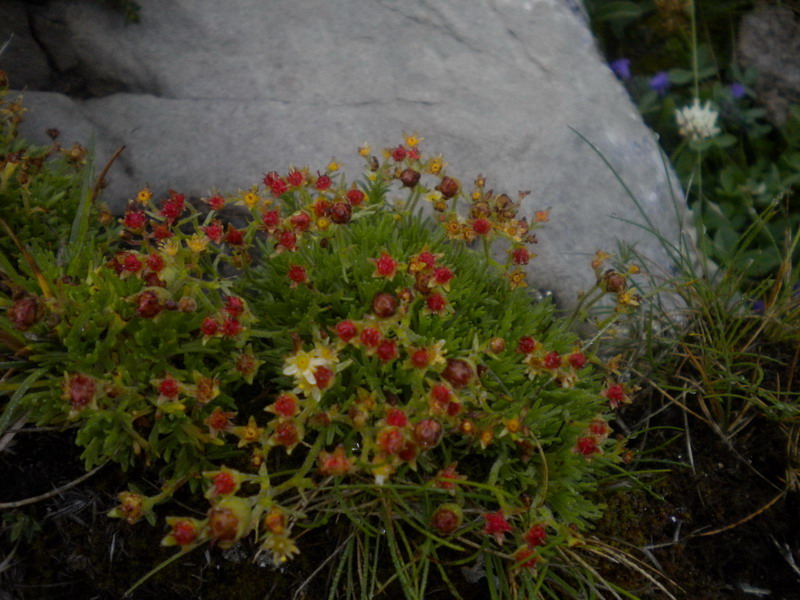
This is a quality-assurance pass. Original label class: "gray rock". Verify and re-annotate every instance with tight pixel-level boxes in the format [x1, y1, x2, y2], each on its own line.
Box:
[738, 4, 800, 126]
[5, 0, 691, 309]
[0, 0, 52, 91]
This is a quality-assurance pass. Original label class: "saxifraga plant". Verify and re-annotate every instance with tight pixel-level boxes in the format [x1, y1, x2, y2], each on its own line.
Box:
[1, 78, 666, 598]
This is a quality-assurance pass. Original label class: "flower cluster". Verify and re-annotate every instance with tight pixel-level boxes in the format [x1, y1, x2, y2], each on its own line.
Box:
[1, 121, 635, 594]
[675, 98, 721, 142]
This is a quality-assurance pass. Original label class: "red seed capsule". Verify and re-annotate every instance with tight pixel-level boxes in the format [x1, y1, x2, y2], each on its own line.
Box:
[442, 358, 473, 389]
[372, 292, 398, 318]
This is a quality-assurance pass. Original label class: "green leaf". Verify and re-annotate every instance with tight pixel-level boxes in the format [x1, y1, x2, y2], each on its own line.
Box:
[0, 367, 48, 434]
[713, 134, 737, 149]
[667, 68, 693, 85]
[594, 1, 644, 22]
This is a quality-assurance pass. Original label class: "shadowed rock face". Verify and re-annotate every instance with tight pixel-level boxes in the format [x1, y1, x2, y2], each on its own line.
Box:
[3, 0, 691, 308]
[737, 4, 800, 127]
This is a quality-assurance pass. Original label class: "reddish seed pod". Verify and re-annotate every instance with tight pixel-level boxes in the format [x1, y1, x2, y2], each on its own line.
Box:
[399, 168, 421, 188]
[372, 292, 398, 318]
[437, 176, 460, 198]
[488, 337, 506, 354]
[329, 201, 352, 224]
[67, 373, 96, 410]
[8, 296, 41, 331]
[603, 270, 627, 293]
[171, 520, 198, 546]
[413, 418, 443, 450]
[136, 290, 162, 318]
[442, 358, 473, 389]
[431, 503, 463, 535]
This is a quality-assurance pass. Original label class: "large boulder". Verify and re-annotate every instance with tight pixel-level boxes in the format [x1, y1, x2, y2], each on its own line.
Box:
[3, 0, 690, 308]
[738, 4, 800, 126]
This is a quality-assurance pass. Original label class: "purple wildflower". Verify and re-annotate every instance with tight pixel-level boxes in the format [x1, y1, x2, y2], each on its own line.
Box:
[649, 71, 670, 96]
[730, 82, 746, 100]
[751, 299, 765, 314]
[610, 58, 631, 81]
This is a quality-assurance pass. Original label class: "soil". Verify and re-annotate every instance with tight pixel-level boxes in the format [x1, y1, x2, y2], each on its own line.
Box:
[2, 379, 799, 599]
[595, 400, 800, 600]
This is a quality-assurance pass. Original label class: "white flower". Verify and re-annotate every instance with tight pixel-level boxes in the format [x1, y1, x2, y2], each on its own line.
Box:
[282, 349, 325, 385]
[675, 98, 721, 142]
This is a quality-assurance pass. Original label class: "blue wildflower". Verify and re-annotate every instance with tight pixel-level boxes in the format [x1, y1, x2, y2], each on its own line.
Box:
[751, 298, 765, 314]
[610, 58, 631, 81]
[649, 71, 670, 96]
[730, 82, 746, 100]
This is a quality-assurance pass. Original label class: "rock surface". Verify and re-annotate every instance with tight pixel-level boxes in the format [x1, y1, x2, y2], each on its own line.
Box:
[2, 0, 690, 308]
[737, 4, 800, 126]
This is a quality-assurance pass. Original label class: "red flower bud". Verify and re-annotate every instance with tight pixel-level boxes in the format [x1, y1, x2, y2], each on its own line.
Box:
[335, 320, 358, 342]
[360, 327, 380, 348]
[273, 393, 299, 417]
[317, 445, 353, 476]
[377, 427, 405, 455]
[314, 365, 334, 389]
[212, 471, 237, 496]
[290, 212, 311, 232]
[159, 377, 180, 398]
[516, 336, 537, 354]
[391, 145, 407, 161]
[315, 174, 333, 190]
[171, 520, 199, 546]
[346, 188, 365, 206]
[201, 316, 219, 336]
[376, 339, 398, 363]
[274, 421, 299, 447]
[386, 407, 408, 427]
[542, 351, 561, 369]
[426, 292, 446, 313]
[472, 218, 491, 236]
[568, 352, 587, 369]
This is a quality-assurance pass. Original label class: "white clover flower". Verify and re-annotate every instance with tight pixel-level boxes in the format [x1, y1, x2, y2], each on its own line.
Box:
[675, 98, 721, 142]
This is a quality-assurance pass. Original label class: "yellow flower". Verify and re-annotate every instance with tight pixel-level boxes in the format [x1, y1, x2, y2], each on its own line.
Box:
[243, 191, 260, 208]
[428, 340, 447, 366]
[234, 416, 264, 447]
[186, 233, 209, 253]
[136, 186, 152, 206]
[313, 343, 339, 366]
[443, 219, 463, 240]
[427, 155, 445, 175]
[507, 269, 528, 289]
[591, 250, 611, 270]
[366, 172, 378, 182]
[327, 159, 341, 172]
[616, 290, 641, 309]
[358, 143, 371, 157]
[159, 239, 180, 257]
[261, 533, 300, 564]
[316, 217, 331, 231]
[404, 132, 424, 147]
